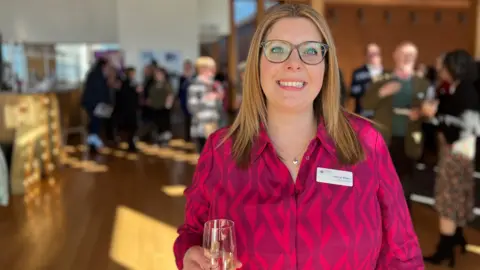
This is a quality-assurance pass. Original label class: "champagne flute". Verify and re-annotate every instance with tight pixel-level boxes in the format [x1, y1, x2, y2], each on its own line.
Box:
[203, 219, 237, 270]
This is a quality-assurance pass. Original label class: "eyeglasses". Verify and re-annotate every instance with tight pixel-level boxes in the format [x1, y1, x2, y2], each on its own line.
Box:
[260, 40, 329, 65]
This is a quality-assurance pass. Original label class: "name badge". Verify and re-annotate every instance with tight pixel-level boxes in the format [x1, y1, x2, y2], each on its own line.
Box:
[316, 167, 353, 187]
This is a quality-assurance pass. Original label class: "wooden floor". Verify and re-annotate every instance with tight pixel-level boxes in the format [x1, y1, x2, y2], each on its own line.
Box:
[1, 139, 480, 270]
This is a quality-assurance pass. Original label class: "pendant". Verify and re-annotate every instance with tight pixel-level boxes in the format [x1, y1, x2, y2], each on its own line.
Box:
[293, 158, 299, 166]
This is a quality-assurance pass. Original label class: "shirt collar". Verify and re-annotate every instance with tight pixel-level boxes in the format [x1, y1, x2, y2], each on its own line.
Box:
[251, 118, 337, 162]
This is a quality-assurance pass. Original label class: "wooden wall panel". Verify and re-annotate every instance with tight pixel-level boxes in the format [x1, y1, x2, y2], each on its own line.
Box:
[205, 4, 474, 87]
[327, 5, 472, 85]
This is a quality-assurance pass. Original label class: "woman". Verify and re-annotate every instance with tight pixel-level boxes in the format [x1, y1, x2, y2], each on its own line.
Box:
[174, 4, 423, 270]
[422, 49, 479, 267]
[146, 67, 174, 143]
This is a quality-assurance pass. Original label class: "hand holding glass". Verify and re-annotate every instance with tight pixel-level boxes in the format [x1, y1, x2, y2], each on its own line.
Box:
[203, 219, 241, 270]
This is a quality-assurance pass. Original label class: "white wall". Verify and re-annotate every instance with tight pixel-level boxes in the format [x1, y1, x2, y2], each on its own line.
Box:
[0, 0, 205, 78]
[116, 0, 199, 75]
[0, 0, 118, 43]
[198, 0, 230, 43]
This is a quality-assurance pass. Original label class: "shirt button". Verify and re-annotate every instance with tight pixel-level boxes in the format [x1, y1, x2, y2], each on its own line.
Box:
[306, 156, 310, 160]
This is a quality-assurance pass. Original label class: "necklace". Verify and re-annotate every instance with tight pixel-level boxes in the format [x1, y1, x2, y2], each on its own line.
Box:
[273, 140, 311, 166]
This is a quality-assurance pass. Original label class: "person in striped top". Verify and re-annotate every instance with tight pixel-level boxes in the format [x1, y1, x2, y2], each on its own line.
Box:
[188, 57, 223, 152]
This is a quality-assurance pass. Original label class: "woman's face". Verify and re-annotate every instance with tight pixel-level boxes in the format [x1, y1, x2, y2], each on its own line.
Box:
[259, 17, 326, 114]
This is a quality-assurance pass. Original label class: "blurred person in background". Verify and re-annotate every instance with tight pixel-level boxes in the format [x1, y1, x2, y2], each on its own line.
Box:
[81, 58, 113, 152]
[144, 67, 174, 144]
[422, 49, 479, 267]
[421, 55, 444, 165]
[213, 71, 228, 128]
[234, 60, 247, 113]
[415, 63, 428, 78]
[105, 64, 122, 145]
[187, 56, 221, 153]
[349, 43, 384, 118]
[116, 67, 140, 152]
[363, 41, 430, 211]
[178, 60, 195, 141]
[140, 60, 158, 139]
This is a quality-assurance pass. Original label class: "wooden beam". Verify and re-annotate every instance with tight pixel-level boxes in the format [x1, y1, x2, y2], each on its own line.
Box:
[210, 42, 220, 65]
[279, 0, 310, 3]
[257, 0, 265, 27]
[310, 0, 324, 15]
[227, 0, 238, 110]
[324, 0, 469, 9]
[279, 0, 469, 8]
[473, 0, 480, 59]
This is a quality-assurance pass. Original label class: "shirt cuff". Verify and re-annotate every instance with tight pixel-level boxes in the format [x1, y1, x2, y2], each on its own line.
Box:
[174, 232, 203, 269]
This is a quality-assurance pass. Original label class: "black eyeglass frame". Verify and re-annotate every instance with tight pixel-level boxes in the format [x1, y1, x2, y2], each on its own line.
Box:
[260, 39, 329, 65]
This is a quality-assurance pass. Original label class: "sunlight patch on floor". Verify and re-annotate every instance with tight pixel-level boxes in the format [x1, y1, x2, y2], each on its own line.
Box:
[169, 139, 186, 147]
[184, 142, 196, 150]
[61, 142, 198, 165]
[118, 142, 129, 150]
[467, 244, 480, 255]
[161, 185, 187, 197]
[98, 147, 113, 155]
[113, 150, 126, 158]
[126, 153, 139, 160]
[172, 151, 188, 162]
[62, 145, 76, 153]
[110, 205, 178, 270]
[76, 144, 87, 152]
[59, 155, 109, 173]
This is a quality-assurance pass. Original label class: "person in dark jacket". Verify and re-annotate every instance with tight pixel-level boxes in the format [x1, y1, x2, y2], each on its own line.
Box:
[81, 58, 112, 151]
[178, 60, 195, 141]
[116, 67, 140, 151]
[422, 49, 479, 267]
[140, 60, 158, 129]
[350, 43, 384, 117]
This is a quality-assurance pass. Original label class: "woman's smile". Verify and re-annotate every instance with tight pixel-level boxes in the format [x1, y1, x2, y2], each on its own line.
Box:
[276, 80, 308, 91]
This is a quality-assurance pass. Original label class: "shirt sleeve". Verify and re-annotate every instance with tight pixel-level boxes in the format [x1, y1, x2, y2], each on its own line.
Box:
[374, 132, 424, 269]
[173, 136, 214, 269]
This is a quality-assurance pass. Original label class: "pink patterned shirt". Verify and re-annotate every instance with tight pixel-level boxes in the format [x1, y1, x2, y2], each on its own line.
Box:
[174, 115, 424, 270]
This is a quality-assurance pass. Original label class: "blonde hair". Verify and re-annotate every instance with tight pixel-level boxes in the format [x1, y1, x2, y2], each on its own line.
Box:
[195, 56, 216, 70]
[225, 4, 365, 167]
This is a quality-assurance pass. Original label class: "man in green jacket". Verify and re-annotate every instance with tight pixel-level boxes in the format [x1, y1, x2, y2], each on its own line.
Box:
[363, 42, 430, 210]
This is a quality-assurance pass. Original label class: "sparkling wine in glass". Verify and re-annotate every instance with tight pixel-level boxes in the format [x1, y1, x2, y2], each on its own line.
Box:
[203, 219, 237, 270]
